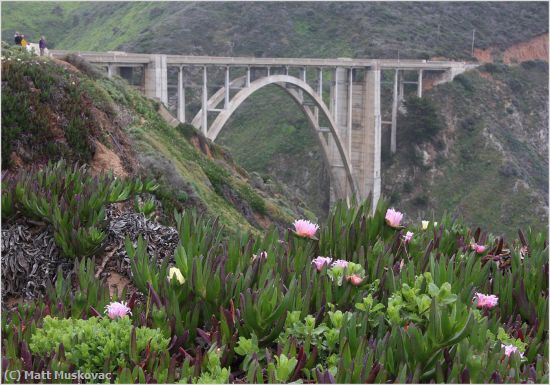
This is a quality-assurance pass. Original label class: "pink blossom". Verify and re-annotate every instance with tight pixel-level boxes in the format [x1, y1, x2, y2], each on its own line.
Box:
[473, 292, 498, 309]
[502, 344, 524, 358]
[331, 259, 349, 269]
[105, 301, 132, 319]
[403, 231, 414, 243]
[347, 274, 363, 286]
[311, 256, 333, 271]
[385, 208, 403, 228]
[293, 219, 319, 239]
[471, 243, 486, 254]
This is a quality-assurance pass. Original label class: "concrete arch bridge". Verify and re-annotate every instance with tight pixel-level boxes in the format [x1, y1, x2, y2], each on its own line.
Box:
[51, 50, 472, 207]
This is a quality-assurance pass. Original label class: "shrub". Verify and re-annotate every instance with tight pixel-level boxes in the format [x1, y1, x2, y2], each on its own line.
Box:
[479, 62, 507, 74]
[1, 48, 104, 167]
[454, 73, 475, 92]
[30, 316, 169, 374]
[238, 183, 267, 215]
[399, 96, 444, 146]
[411, 193, 429, 207]
[63, 53, 104, 80]
[520, 60, 548, 72]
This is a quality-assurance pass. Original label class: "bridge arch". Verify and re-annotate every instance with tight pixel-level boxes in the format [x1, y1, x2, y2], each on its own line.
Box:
[192, 74, 358, 199]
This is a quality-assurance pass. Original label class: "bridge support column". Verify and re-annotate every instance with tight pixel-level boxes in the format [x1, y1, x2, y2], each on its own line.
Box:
[390, 69, 399, 154]
[144, 54, 168, 105]
[363, 65, 382, 210]
[299, 67, 306, 101]
[177, 65, 185, 123]
[224, 66, 230, 109]
[417, 69, 423, 97]
[398, 72, 404, 104]
[314, 68, 323, 124]
[107, 64, 120, 78]
[202, 66, 208, 135]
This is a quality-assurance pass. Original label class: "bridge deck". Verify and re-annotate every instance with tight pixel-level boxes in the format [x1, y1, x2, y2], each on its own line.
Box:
[50, 50, 467, 70]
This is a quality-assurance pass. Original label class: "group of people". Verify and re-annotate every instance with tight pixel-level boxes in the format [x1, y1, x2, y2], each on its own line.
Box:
[14, 32, 47, 56]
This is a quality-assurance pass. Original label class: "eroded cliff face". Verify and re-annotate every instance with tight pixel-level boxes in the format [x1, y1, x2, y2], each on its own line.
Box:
[503, 33, 549, 64]
[474, 33, 549, 64]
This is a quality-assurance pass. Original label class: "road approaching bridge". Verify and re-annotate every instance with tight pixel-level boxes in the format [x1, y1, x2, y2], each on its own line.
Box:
[50, 50, 473, 207]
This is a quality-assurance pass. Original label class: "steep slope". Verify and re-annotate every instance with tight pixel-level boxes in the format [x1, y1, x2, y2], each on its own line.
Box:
[382, 62, 548, 237]
[2, 2, 547, 232]
[1, 45, 312, 234]
[2, 2, 548, 59]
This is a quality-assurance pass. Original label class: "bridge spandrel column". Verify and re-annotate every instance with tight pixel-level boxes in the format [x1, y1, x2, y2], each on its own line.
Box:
[177, 66, 186, 123]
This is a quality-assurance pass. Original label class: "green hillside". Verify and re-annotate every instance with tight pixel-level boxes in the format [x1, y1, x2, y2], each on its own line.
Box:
[2, 2, 548, 58]
[2, 1, 548, 236]
[1, 45, 312, 233]
[383, 62, 548, 237]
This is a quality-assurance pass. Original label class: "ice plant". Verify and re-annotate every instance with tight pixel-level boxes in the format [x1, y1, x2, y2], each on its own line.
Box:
[251, 251, 268, 262]
[105, 301, 131, 319]
[471, 243, 486, 254]
[331, 259, 349, 269]
[422, 220, 438, 230]
[347, 274, 363, 286]
[168, 267, 185, 284]
[403, 231, 414, 243]
[502, 344, 524, 358]
[293, 219, 319, 239]
[473, 292, 498, 309]
[385, 208, 403, 228]
[311, 256, 333, 271]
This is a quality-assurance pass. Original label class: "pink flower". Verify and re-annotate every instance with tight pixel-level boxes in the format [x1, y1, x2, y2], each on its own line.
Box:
[403, 231, 414, 243]
[311, 256, 333, 271]
[293, 219, 319, 239]
[347, 274, 363, 286]
[471, 243, 486, 254]
[502, 344, 524, 358]
[105, 301, 132, 319]
[473, 292, 498, 309]
[385, 208, 403, 228]
[331, 259, 349, 269]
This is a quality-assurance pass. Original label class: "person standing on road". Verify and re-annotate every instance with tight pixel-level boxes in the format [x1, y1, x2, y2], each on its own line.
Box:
[14, 32, 22, 46]
[21, 35, 27, 48]
[39, 36, 47, 56]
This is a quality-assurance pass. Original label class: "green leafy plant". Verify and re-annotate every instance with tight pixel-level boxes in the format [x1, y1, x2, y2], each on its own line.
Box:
[30, 316, 169, 374]
[387, 272, 457, 327]
[3, 160, 157, 258]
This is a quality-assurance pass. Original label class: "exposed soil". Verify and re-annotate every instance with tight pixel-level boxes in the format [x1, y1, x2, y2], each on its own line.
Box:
[473, 47, 494, 64]
[190, 135, 213, 158]
[503, 33, 549, 64]
[49, 57, 81, 73]
[91, 140, 128, 178]
[474, 33, 549, 64]
[104, 272, 131, 298]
